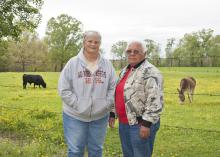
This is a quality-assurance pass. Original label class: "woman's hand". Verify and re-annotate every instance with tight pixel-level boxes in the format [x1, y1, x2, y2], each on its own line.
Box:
[109, 117, 115, 128]
[139, 125, 150, 139]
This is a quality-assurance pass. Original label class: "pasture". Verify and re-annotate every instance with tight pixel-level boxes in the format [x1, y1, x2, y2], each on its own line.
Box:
[0, 67, 220, 157]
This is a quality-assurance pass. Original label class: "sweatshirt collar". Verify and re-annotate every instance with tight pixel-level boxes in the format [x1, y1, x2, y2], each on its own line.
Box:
[78, 48, 103, 67]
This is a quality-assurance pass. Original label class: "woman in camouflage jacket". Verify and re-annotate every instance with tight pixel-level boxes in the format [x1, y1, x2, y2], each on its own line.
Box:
[113, 41, 164, 157]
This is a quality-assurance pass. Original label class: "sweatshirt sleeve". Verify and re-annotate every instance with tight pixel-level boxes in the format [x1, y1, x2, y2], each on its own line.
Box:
[106, 63, 117, 113]
[58, 59, 77, 107]
[142, 73, 163, 124]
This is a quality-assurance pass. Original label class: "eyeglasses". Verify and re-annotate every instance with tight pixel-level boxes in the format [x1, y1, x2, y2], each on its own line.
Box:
[125, 49, 142, 55]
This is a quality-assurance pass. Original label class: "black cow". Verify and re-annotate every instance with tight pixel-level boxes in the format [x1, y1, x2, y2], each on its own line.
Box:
[23, 74, 46, 89]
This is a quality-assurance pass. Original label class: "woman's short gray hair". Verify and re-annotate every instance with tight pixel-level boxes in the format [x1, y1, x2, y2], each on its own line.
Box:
[126, 40, 147, 54]
[83, 30, 101, 42]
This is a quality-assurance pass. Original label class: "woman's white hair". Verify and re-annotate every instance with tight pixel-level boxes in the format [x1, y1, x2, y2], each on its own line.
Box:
[83, 30, 101, 42]
[126, 40, 147, 54]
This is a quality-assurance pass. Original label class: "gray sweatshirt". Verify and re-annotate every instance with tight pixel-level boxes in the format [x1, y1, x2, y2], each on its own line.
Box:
[58, 49, 117, 122]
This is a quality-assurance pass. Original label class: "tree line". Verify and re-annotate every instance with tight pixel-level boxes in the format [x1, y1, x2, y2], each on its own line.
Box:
[111, 29, 220, 68]
[1, 1, 220, 72]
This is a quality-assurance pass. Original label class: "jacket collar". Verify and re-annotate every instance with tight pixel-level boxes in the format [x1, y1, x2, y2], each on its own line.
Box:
[127, 58, 146, 69]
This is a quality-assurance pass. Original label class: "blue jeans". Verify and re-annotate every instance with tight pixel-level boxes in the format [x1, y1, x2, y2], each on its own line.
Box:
[63, 112, 108, 157]
[119, 120, 160, 157]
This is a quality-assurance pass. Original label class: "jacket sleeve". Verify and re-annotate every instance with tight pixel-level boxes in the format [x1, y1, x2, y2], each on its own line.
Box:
[142, 74, 163, 124]
[58, 59, 77, 107]
[106, 63, 117, 114]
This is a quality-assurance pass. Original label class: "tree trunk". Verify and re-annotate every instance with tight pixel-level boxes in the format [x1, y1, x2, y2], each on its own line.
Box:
[54, 65, 57, 72]
[60, 63, 63, 71]
[120, 59, 123, 69]
[22, 62, 25, 72]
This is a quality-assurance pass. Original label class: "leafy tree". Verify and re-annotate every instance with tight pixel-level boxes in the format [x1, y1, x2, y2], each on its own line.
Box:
[144, 39, 161, 65]
[111, 41, 127, 68]
[165, 38, 176, 66]
[165, 38, 175, 58]
[144, 39, 160, 58]
[45, 14, 82, 71]
[0, 0, 43, 40]
[180, 33, 200, 66]
[9, 32, 34, 71]
[197, 29, 214, 66]
[0, 40, 9, 71]
[172, 29, 214, 66]
[29, 37, 49, 71]
[208, 35, 220, 66]
[8, 31, 47, 71]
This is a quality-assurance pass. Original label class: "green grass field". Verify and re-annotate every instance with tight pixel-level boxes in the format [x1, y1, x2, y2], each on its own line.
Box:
[0, 67, 220, 157]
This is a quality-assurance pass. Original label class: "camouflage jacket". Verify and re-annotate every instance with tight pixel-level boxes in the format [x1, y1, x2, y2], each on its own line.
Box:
[117, 59, 164, 126]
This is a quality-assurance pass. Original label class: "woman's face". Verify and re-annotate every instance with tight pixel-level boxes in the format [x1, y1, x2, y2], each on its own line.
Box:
[126, 42, 145, 66]
[83, 34, 101, 54]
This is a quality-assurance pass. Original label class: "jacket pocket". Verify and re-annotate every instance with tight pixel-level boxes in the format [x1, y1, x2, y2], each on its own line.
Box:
[134, 79, 144, 92]
[74, 97, 92, 116]
[127, 93, 145, 116]
[92, 98, 109, 115]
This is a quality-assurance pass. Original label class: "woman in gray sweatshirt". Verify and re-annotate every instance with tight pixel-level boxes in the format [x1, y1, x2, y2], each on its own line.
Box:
[58, 30, 117, 157]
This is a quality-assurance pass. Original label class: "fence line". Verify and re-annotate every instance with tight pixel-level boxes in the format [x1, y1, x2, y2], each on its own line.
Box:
[1, 56, 220, 72]
[0, 105, 61, 114]
[1, 84, 220, 96]
[162, 125, 220, 134]
[0, 84, 57, 89]
[112, 56, 220, 68]
[164, 92, 220, 96]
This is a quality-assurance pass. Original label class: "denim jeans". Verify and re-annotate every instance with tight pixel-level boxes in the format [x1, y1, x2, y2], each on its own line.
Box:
[63, 112, 108, 157]
[119, 120, 160, 157]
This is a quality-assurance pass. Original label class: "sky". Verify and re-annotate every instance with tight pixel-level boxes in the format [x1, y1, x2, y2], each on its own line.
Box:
[37, 0, 220, 58]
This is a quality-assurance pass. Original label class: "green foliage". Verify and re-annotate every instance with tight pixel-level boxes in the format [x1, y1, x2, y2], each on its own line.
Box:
[0, 0, 43, 40]
[111, 40, 127, 69]
[165, 38, 175, 58]
[111, 40, 127, 59]
[7, 31, 48, 72]
[0, 40, 9, 71]
[170, 29, 220, 66]
[0, 68, 220, 156]
[144, 39, 161, 66]
[45, 14, 83, 71]
[144, 39, 161, 60]
[208, 35, 220, 66]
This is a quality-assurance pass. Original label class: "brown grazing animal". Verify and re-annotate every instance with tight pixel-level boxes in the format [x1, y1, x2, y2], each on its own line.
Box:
[177, 77, 196, 104]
